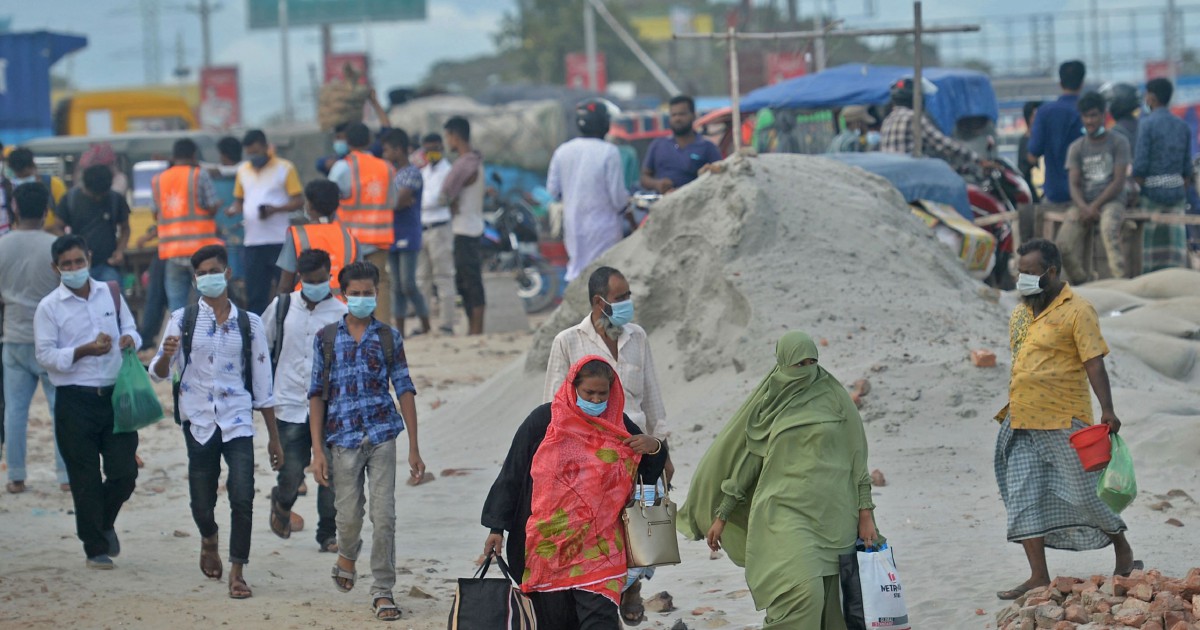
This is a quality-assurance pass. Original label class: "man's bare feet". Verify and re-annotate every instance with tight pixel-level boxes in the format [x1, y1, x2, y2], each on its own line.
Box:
[200, 535, 223, 579]
[1111, 534, 1137, 576]
[996, 577, 1051, 600]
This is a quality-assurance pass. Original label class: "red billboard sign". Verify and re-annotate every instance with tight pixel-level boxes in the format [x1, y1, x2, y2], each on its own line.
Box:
[199, 66, 241, 131]
[566, 52, 607, 92]
[1145, 60, 1176, 80]
[324, 53, 370, 84]
[765, 52, 808, 85]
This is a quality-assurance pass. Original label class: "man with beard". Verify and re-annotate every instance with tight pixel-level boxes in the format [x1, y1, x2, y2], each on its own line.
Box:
[640, 95, 723, 194]
[993, 239, 1136, 601]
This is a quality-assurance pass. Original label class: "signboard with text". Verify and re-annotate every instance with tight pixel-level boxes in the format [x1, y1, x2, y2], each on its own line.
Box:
[247, 0, 425, 29]
[324, 53, 369, 84]
[765, 52, 808, 85]
[566, 53, 607, 92]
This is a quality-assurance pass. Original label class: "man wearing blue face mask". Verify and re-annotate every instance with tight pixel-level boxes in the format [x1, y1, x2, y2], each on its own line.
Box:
[263, 249, 347, 552]
[826, 106, 878, 153]
[542, 265, 670, 625]
[151, 244, 283, 599]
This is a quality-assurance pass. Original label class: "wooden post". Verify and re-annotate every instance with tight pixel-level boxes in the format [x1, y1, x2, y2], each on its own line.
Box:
[729, 27, 743, 154]
[912, 1, 924, 158]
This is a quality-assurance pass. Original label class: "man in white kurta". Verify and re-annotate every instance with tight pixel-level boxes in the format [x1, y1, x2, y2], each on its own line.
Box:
[547, 134, 630, 282]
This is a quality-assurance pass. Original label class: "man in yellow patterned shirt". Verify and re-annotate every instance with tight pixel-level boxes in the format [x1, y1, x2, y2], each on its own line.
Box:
[994, 239, 1135, 601]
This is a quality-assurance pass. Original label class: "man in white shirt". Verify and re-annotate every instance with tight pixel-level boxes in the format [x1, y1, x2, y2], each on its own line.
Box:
[262, 249, 347, 553]
[230, 130, 305, 315]
[548, 100, 630, 282]
[417, 133, 456, 335]
[34, 234, 141, 570]
[542, 265, 671, 622]
[151, 244, 282, 599]
[2, 183, 69, 494]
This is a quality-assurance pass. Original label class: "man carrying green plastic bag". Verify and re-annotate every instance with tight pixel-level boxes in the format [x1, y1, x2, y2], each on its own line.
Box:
[1098, 435, 1137, 513]
[113, 347, 164, 433]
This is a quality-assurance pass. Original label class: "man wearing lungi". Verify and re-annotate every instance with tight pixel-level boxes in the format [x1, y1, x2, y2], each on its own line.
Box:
[994, 238, 1136, 601]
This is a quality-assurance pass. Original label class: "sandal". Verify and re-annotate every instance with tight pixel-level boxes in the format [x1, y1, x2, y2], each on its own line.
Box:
[331, 563, 356, 592]
[319, 539, 339, 553]
[621, 580, 646, 625]
[297, 480, 308, 496]
[269, 488, 291, 539]
[372, 596, 401, 621]
[1117, 560, 1144, 578]
[229, 575, 252, 599]
[200, 536, 223, 580]
[6, 481, 26, 494]
[996, 582, 1043, 600]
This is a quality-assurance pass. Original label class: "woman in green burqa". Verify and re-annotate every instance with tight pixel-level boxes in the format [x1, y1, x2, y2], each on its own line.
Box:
[677, 331, 878, 629]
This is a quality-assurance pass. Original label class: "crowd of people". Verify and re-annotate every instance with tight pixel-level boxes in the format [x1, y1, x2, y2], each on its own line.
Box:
[0, 82, 1163, 629]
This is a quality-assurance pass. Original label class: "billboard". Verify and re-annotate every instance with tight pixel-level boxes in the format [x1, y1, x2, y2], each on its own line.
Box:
[199, 66, 241, 130]
[248, 0, 425, 29]
[566, 53, 607, 92]
[764, 52, 808, 85]
[324, 53, 369, 84]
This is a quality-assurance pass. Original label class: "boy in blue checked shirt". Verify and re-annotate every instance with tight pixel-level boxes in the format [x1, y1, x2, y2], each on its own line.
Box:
[309, 261, 425, 622]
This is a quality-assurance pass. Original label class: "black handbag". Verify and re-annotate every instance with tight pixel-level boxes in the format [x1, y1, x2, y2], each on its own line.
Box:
[447, 555, 537, 630]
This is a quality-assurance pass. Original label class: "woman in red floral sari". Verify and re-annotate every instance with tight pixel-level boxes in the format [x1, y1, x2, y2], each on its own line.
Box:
[482, 357, 668, 628]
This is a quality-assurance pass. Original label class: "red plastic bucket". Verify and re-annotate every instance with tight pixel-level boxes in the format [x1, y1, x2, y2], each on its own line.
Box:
[1069, 424, 1112, 472]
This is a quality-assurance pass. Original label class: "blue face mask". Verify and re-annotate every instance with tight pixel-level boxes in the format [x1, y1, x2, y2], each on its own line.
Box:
[602, 298, 634, 327]
[576, 395, 608, 417]
[196, 272, 227, 298]
[346, 295, 376, 318]
[333, 140, 349, 157]
[60, 267, 90, 289]
[1082, 125, 1106, 138]
[866, 130, 881, 149]
[301, 281, 331, 302]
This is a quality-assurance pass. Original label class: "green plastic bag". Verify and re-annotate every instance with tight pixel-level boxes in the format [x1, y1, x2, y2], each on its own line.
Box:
[112, 347, 164, 434]
[1096, 434, 1137, 513]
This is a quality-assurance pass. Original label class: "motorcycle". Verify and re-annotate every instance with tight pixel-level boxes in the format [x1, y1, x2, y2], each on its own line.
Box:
[481, 173, 561, 314]
[623, 191, 662, 236]
[963, 159, 1032, 290]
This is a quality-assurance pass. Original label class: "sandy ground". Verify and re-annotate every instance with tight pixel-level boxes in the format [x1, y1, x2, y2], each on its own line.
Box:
[2, 156, 1198, 630]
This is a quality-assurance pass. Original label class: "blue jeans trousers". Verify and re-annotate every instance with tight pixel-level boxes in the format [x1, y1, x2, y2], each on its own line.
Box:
[3, 343, 67, 484]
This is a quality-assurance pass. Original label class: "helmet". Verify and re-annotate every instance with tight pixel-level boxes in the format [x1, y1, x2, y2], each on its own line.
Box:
[575, 98, 618, 137]
[1100, 82, 1140, 119]
[889, 77, 939, 107]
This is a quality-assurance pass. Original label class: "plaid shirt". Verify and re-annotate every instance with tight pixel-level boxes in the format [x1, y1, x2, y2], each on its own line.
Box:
[880, 106, 980, 173]
[308, 317, 416, 448]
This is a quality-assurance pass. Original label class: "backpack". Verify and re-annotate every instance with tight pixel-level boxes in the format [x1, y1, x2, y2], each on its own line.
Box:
[318, 321, 395, 401]
[173, 304, 253, 425]
[270, 293, 291, 372]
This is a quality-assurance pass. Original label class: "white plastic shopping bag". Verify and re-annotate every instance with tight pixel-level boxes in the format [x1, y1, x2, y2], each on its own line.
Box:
[839, 542, 910, 630]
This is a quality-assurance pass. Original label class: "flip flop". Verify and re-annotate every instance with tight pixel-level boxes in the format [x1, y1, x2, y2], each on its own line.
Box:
[200, 537, 223, 580]
[996, 582, 1042, 600]
[6, 481, 26, 494]
[229, 575, 252, 600]
[331, 564, 356, 593]
[372, 596, 401, 621]
[621, 580, 646, 625]
[319, 539, 339, 553]
[269, 488, 292, 539]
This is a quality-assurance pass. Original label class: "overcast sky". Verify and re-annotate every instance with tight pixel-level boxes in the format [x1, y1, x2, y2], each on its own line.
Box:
[3, 0, 1176, 124]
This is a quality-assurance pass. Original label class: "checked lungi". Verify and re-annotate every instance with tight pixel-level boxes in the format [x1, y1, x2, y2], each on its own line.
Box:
[1141, 198, 1189, 272]
[995, 416, 1126, 551]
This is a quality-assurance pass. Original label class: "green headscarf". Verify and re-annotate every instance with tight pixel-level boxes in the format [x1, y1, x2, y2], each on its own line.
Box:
[677, 330, 857, 566]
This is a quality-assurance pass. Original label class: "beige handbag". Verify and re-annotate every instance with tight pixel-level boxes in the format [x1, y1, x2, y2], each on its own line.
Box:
[621, 478, 681, 568]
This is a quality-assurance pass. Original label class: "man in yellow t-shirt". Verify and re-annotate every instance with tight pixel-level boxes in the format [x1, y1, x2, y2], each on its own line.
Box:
[7, 147, 66, 232]
[993, 238, 1134, 602]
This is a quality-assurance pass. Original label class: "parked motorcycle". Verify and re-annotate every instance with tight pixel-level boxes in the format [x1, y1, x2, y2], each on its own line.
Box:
[964, 159, 1032, 290]
[482, 173, 561, 314]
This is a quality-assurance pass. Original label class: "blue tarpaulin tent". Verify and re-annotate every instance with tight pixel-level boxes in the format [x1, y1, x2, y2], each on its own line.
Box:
[0, 31, 88, 144]
[740, 64, 998, 135]
[824, 152, 972, 219]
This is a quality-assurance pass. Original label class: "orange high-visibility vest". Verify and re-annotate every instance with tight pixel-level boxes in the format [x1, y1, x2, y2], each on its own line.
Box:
[287, 221, 360, 291]
[152, 165, 222, 260]
[338, 151, 395, 249]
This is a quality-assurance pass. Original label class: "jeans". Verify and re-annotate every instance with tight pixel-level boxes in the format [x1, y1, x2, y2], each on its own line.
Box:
[3, 343, 67, 484]
[453, 234, 486, 312]
[417, 224, 456, 331]
[388, 249, 429, 322]
[184, 425, 254, 565]
[139, 257, 167, 349]
[164, 259, 196, 314]
[244, 244, 283, 315]
[623, 482, 662, 591]
[89, 263, 123, 284]
[332, 437, 397, 598]
[275, 421, 337, 545]
[225, 244, 245, 281]
[55, 385, 139, 558]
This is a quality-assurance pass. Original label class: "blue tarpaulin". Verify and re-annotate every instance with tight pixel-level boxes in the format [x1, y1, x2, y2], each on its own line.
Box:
[740, 64, 998, 135]
[0, 31, 87, 144]
[824, 152, 972, 219]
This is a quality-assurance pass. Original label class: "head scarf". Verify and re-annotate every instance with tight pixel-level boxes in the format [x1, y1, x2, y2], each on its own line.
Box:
[78, 143, 117, 170]
[676, 331, 858, 566]
[523, 356, 639, 604]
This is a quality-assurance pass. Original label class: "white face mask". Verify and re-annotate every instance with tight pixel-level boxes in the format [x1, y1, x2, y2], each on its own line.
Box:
[1017, 272, 1046, 296]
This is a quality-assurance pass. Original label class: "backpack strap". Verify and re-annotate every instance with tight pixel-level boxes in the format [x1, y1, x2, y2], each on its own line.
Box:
[377, 323, 396, 376]
[105, 280, 122, 331]
[319, 322, 339, 401]
[173, 304, 201, 425]
[270, 293, 290, 372]
[237, 308, 253, 399]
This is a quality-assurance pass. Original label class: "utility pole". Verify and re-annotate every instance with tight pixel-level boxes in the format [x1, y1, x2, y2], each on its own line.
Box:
[1089, 0, 1100, 76]
[676, 2, 978, 156]
[140, 0, 162, 84]
[814, 2, 827, 73]
[584, 1, 598, 91]
[185, 0, 221, 69]
[912, 2, 924, 157]
[280, 0, 293, 123]
[585, 0, 681, 96]
[1166, 0, 1179, 80]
